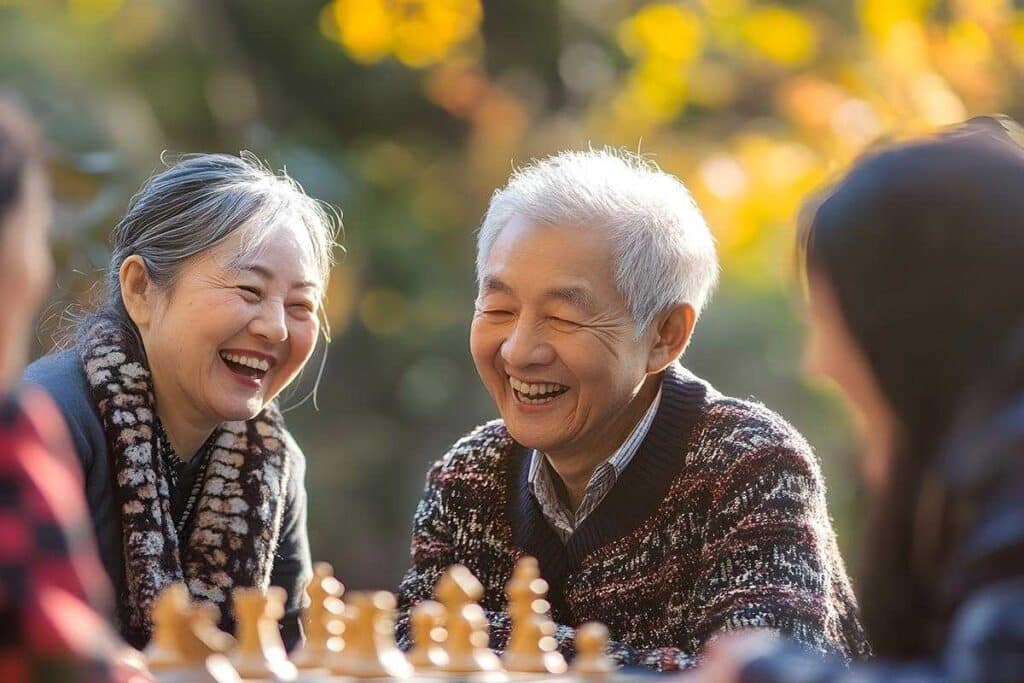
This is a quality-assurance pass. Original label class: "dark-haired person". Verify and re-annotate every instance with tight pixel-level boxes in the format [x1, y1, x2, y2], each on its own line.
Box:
[0, 98, 152, 682]
[23, 153, 340, 649]
[687, 117, 1024, 682]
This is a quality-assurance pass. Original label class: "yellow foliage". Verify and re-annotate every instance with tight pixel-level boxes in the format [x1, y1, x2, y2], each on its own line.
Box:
[618, 4, 704, 64]
[324, 0, 482, 67]
[859, 0, 935, 39]
[740, 5, 818, 66]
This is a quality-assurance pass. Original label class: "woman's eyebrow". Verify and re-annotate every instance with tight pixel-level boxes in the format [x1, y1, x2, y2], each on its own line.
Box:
[236, 262, 318, 290]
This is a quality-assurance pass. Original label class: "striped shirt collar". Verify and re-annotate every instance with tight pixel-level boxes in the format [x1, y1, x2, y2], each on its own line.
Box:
[527, 387, 662, 542]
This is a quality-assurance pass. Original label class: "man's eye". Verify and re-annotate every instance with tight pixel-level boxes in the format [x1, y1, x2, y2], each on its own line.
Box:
[549, 316, 581, 330]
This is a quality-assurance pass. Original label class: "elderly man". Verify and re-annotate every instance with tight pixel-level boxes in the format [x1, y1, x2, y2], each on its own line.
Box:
[396, 149, 869, 671]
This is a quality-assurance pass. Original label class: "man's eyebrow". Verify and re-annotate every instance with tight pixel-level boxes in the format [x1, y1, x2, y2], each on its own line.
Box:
[479, 275, 514, 296]
[543, 286, 594, 311]
[236, 262, 318, 290]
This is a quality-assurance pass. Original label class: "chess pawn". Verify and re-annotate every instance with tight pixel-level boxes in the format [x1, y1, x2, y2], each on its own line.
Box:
[292, 562, 345, 669]
[329, 591, 412, 678]
[407, 600, 449, 670]
[230, 586, 298, 681]
[503, 613, 567, 674]
[145, 583, 192, 670]
[442, 602, 503, 673]
[506, 556, 551, 623]
[571, 622, 616, 676]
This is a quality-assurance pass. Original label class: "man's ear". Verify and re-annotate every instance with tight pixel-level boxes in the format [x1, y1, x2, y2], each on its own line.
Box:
[119, 255, 155, 330]
[647, 303, 696, 373]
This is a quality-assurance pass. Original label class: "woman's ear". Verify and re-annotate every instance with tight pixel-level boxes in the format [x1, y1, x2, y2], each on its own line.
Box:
[119, 255, 154, 329]
[646, 303, 696, 374]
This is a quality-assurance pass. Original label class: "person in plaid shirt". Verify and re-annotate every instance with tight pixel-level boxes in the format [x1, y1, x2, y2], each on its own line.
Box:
[0, 97, 151, 682]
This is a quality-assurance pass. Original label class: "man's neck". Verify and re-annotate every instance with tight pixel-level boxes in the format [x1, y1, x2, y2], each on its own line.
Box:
[545, 373, 662, 511]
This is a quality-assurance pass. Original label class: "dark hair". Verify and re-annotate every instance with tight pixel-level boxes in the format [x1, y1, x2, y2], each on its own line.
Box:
[800, 117, 1024, 657]
[0, 97, 43, 222]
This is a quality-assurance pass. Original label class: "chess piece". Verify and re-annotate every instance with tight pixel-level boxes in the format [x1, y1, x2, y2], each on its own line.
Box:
[292, 562, 345, 669]
[145, 583, 192, 670]
[504, 556, 567, 673]
[230, 586, 298, 681]
[329, 590, 412, 678]
[502, 612, 567, 674]
[442, 602, 503, 673]
[145, 583, 240, 683]
[571, 622, 616, 676]
[434, 564, 484, 609]
[180, 602, 235, 661]
[408, 600, 449, 670]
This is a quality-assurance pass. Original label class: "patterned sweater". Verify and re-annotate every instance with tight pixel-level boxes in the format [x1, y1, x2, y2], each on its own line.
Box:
[396, 364, 870, 671]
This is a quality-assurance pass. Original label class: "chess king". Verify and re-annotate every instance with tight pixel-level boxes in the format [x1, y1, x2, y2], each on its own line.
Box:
[396, 149, 870, 671]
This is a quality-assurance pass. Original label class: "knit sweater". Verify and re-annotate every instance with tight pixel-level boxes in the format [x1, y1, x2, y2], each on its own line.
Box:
[396, 364, 870, 671]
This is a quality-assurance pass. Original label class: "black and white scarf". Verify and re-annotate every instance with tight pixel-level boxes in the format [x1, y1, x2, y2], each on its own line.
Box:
[78, 320, 292, 647]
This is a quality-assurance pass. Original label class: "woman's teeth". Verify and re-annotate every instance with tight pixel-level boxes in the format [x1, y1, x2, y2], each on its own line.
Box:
[509, 377, 569, 404]
[220, 352, 270, 378]
[220, 352, 270, 372]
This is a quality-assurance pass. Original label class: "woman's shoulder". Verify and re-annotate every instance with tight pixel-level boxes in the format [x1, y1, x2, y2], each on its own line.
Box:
[22, 348, 104, 463]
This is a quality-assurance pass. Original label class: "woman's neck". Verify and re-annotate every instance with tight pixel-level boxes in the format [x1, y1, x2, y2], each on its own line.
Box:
[154, 392, 215, 461]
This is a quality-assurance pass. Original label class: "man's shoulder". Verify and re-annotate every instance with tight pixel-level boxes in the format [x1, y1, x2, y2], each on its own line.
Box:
[694, 389, 818, 475]
[429, 419, 516, 483]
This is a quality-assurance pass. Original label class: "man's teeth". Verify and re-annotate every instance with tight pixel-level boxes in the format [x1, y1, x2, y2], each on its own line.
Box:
[509, 377, 568, 398]
[220, 352, 270, 372]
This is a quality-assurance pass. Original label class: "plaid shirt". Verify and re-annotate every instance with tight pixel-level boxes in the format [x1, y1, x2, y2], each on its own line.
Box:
[528, 389, 662, 542]
[0, 388, 146, 683]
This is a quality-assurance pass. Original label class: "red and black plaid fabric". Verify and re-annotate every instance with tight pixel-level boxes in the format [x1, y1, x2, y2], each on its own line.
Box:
[0, 388, 144, 682]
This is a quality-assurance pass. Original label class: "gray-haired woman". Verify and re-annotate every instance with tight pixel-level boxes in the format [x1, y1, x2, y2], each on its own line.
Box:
[24, 152, 339, 650]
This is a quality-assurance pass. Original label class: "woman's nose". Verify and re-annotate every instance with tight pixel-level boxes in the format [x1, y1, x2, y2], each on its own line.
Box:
[250, 300, 289, 343]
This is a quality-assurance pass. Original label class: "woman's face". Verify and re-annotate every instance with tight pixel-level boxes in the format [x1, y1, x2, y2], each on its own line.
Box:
[138, 220, 322, 428]
[803, 269, 896, 489]
[0, 164, 53, 390]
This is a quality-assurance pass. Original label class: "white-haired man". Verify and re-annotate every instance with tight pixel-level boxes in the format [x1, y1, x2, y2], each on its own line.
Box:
[396, 150, 869, 671]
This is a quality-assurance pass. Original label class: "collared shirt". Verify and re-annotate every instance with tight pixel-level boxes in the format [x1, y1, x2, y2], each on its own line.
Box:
[527, 388, 662, 542]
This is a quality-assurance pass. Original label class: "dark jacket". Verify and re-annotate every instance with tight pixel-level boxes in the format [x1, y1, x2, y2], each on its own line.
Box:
[740, 393, 1024, 683]
[23, 349, 312, 650]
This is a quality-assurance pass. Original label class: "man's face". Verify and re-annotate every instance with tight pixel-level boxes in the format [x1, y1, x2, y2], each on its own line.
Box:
[470, 216, 655, 459]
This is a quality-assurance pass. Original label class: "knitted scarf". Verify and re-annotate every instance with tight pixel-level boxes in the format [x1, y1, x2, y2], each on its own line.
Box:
[77, 320, 292, 647]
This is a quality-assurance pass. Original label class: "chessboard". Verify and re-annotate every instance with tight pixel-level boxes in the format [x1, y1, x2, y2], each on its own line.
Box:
[143, 557, 641, 683]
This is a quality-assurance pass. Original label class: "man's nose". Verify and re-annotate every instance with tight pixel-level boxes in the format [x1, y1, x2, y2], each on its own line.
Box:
[500, 318, 556, 368]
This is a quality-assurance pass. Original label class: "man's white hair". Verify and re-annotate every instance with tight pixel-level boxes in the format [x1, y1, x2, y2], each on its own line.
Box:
[476, 148, 719, 336]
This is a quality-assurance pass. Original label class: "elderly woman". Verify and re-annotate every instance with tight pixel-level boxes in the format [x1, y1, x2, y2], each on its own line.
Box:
[689, 119, 1024, 682]
[24, 153, 338, 650]
[396, 149, 868, 671]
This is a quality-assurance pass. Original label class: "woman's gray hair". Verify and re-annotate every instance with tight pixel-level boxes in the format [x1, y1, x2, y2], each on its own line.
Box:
[79, 151, 341, 354]
[476, 148, 719, 336]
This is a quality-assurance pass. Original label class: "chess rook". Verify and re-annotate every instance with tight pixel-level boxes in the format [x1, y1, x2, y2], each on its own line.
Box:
[230, 586, 298, 681]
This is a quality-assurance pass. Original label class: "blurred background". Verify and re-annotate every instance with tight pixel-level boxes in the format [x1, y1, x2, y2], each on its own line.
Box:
[3, 0, 1022, 590]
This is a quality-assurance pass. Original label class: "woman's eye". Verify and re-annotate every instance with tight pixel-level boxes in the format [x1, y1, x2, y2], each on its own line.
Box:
[289, 302, 315, 315]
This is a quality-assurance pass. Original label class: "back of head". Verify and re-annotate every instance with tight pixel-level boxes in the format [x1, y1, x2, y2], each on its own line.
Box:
[0, 97, 41, 222]
[803, 117, 1024, 656]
